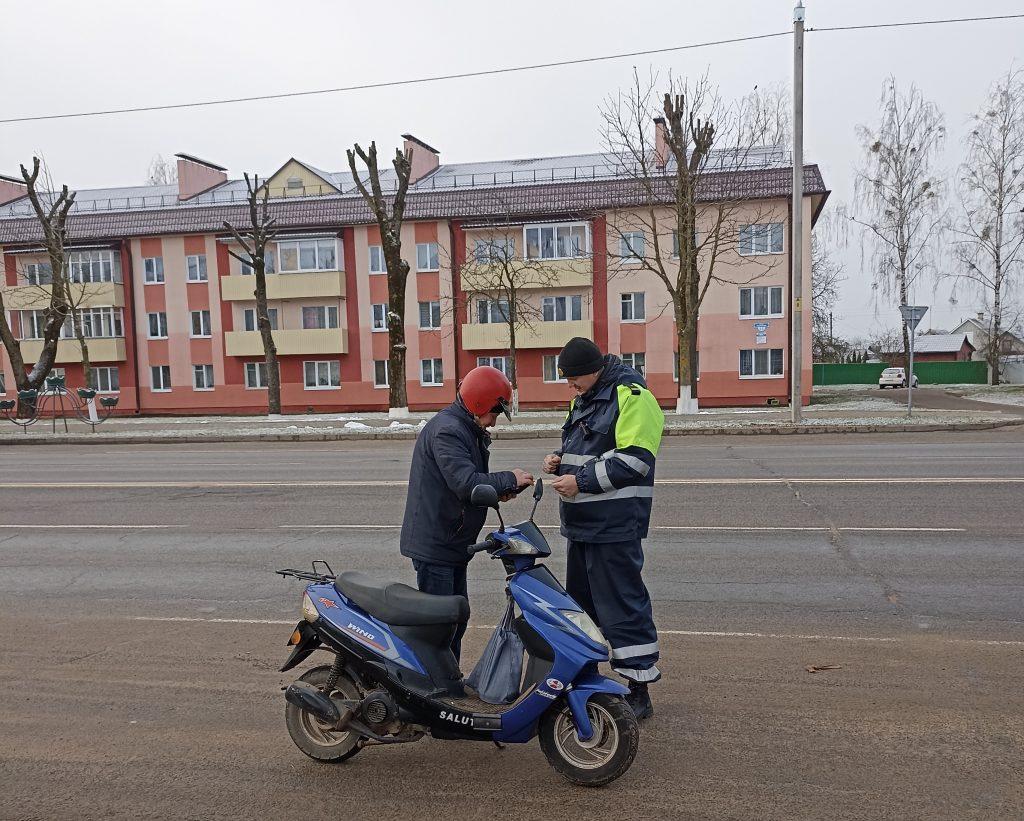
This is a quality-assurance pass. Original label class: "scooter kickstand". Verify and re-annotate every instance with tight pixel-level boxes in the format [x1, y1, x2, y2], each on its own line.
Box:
[493, 740, 506, 750]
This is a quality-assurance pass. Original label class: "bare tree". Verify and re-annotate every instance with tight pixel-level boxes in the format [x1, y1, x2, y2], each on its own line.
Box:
[811, 231, 847, 363]
[147, 154, 178, 186]
[223, 174, 281, 414]
[457, 228, 571, 413]
[0, 158, 76, 411]
[602, 72, 788, 412]
[347, 141, 412, 416]
[867, 326, 905, 362]
[851, 78, 946, 366]
[947, 69, 1024, 384]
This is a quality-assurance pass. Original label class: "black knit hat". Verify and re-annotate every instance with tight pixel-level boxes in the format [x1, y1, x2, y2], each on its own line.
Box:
[558, 337, 605, 377]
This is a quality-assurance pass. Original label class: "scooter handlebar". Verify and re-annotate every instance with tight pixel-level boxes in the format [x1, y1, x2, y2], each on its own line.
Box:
[467, 538, 494, 557]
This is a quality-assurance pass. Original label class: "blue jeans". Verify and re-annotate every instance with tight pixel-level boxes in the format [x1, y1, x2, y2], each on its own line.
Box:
[412, 560, 469, 662]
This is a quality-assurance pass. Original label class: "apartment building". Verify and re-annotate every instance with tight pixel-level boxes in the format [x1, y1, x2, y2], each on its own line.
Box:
[0, 136, 828, 413]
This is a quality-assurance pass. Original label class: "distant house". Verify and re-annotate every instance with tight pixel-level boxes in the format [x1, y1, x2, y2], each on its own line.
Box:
[950, 314, 1024, 361]
[911, 333, 975, 362]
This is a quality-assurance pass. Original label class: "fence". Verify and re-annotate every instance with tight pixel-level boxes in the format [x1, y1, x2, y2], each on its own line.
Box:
[813, 361, 988, 385]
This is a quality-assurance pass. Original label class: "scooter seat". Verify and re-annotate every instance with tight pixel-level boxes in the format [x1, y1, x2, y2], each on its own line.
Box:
[334, 570, 470, 626]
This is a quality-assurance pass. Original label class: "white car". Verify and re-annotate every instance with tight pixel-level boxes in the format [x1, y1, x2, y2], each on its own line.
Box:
[878, 367, 919, 388]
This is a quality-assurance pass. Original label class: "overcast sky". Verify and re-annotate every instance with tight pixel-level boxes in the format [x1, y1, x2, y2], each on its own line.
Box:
[3, 0, 1023, 340]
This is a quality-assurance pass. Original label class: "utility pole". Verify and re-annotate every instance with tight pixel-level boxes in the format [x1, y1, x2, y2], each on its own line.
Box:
[790, 1, 805, 423]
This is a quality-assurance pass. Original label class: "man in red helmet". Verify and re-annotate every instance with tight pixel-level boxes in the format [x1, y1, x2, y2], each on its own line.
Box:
[400, 365, 533, 661]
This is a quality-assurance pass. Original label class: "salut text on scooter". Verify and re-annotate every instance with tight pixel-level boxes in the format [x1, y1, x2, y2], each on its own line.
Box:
[275, 479, 640, 787]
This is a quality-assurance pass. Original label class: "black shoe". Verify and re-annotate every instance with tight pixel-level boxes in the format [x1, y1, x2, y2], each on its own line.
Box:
[625, 682, 654, 720]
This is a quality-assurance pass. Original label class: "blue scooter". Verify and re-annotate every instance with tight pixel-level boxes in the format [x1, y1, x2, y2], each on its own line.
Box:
[276, 479, 639, 786]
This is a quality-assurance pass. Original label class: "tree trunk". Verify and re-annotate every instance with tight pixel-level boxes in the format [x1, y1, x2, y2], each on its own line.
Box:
[69, 308, 92, 391]
[253, 260, 280, 415]
[508, 319, 519, 417]
[387, 272, 409, 417]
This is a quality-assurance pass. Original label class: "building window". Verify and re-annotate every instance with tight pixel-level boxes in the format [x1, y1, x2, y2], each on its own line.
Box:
[524, 222, 589, 260]
[739, 286, 784, 318]
[190, 310, 212, 338]
[369, 245, 385, 274]
[542, 295, 582, 322]
[143, 256, 164, 284]
[77, 307, 123, 338]
[304, 360, 341, 389]
[621, 352, 646, 376]
[477, 356, 509, 377]
[87, 367, 119, 393]
[419, 301, 441, 330]
[302, 305, 339, 330]
[240, 251, 276, 275]
[476, 298, 509, 324]
[69, 250, 121, 283]
[371, 303, 388, 332]
[147, 312, 168, 339]
[243, 308, 278, 332]
[186, 254, 208, 282]
[420, 358, 443, 386]
[416, 242, 439, 271]
[151, 365, 171, 392]
[24, 262, 53, 285]
[277, 239, 337, 273]
[739, 348, 784, 378]
[474, 237, 515, 263]
[193, 364, 215, 390]
[0, 373, 5, 394]
[618, 232, 645, 262]
[543, 354, 566, 383]
[245, 362, 272, 389]
[621, 292, 646, 322]
[373, 360, 389, 388]
[738, 223, 784, 256]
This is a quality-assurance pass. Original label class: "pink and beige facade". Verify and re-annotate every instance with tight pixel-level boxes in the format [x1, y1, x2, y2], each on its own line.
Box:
[0, 140, 828, 413]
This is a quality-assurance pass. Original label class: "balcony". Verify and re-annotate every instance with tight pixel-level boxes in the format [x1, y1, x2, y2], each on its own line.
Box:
[18, 337, 127, 364]
[220, 271, 345, 302]
[224, 328, 348, 357]
[460, 258, 592, 291]
[461, 319, 593, 350]
[3, 282, 125, 311]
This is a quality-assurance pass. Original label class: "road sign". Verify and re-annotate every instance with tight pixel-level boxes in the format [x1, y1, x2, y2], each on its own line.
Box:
[899, 304, 929, 331]
[754, 322, 769, 344]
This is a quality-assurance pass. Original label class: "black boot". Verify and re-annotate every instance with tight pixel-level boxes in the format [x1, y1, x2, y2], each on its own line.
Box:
[625, 681, 653, 720]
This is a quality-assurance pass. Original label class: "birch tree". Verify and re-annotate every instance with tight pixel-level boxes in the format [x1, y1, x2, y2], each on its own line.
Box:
[223, 174, 281, 414]
[347, 142, 412, 416]
[948, 69, 1024, 384]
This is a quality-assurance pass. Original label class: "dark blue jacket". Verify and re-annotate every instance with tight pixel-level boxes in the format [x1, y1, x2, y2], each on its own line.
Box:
[556, 356, 665, 543]
[400, 401, 518, 566]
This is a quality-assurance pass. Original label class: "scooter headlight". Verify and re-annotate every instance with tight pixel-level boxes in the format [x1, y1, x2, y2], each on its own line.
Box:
[560, 609, 606, 648]
[301, 592, 319, 622]
[504, 536, 540, 555]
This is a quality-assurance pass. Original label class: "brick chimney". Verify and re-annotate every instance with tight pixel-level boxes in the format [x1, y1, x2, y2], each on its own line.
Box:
[653, 117, 669, 169]
[175, 153, 227, 201]
[401, 134, 440, 184]
[0, 173, 28, 205]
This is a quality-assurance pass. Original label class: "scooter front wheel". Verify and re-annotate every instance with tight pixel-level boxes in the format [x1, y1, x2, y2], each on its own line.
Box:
[285, 664, 364, 763]
[538, 693, 639, 787]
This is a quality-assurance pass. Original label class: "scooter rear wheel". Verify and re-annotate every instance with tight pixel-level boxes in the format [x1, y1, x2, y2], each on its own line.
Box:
[285, 664, 364, 763]
[538, 693, 639, 787]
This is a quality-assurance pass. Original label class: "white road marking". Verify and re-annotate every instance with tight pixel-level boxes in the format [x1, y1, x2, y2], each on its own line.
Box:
[130, 616, 1024, 647]
[0, 524, 179, 529]
[276, 524, 965, 533]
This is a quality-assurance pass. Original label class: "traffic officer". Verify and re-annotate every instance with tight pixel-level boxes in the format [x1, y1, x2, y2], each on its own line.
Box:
[400, 365, 533, 662]
[543, 337, 664, 719]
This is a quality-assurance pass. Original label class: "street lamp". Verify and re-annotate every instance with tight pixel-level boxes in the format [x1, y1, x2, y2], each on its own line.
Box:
[899, 304, 928, 418]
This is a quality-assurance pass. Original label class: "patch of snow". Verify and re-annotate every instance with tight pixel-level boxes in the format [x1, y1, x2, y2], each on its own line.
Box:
[344, 421, 374, 430]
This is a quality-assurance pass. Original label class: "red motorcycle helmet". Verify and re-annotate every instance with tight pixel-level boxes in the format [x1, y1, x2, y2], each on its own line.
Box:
[459, 366, 513, 421]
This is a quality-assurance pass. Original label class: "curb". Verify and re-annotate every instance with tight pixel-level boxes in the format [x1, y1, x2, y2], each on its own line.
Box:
[1, 418, 1021, 447]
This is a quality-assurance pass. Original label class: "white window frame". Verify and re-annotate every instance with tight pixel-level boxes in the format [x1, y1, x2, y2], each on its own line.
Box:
[301, 305, 339, 330]
[77, 307, 124, 339]
[476, 298, 509, 325]
[621, 292, 646, 323]
[304, 360, 341, 390]
[0, 372, 5, 394]
[739, 285, 784, 319]
[190, 310, 212, 338]
[243, 308, 278, 332]
[143, 256, 164, 284]
[147, 312, 168, 339]
[476, 356, 509, 377]
[186, 254, 208, 282]
[523, 222, 591, 260]
[371, 303, 388, 332]
[618, 231, 646, 263]
[276, 238, 338, 273]
[621, 352, 646, 376]
[416, 242, 439, 272]
[542, 354, 567, 383]
[474, 237, 516, 263]
[368, 245, 385, 274]
[420, 358, 444, 386]
[240, 250, 276, 276]
[193, 364, 215, 391]
[373, 360, 389, 389]
[151, 365, 171, 392]
[738, 223, 785, 256]
[68, 250, 120, 284]
[24, 262, 53, 286]
[88, 366, 120, 394]
[418, 300, 441, 330]
[541, 295, 582, 323]
[245, 361, 273, 390]
[739, 347, 785, 379]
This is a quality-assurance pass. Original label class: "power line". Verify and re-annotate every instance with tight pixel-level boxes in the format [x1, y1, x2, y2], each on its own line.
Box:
[1, 12, 1022, 126]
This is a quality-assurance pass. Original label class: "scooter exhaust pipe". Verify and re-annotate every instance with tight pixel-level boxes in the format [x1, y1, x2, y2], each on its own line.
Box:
[285, 681, 342, 725]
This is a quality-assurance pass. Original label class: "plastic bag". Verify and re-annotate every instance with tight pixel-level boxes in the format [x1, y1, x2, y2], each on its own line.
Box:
[465, 597, 524, 704]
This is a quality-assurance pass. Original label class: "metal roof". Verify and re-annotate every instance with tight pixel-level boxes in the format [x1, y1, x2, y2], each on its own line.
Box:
[913, 333, 973, 353]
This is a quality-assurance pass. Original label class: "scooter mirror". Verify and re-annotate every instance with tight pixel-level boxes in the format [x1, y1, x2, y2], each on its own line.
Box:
[533, 478, 543, 501]
[470, 483, 500, 509]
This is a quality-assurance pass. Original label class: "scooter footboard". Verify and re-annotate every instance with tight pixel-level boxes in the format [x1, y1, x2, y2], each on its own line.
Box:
[565, 672, 629, 743]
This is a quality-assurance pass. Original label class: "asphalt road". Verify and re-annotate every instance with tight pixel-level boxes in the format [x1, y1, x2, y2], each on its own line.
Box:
[1, 429, 1022, 820]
